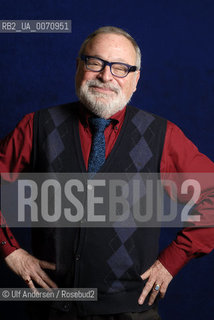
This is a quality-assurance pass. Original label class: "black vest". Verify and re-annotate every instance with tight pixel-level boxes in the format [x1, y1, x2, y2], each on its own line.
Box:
[31, 102, 167, 315]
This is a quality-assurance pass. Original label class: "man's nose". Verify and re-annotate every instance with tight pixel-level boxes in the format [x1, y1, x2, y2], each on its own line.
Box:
[97, 65, 113, 82]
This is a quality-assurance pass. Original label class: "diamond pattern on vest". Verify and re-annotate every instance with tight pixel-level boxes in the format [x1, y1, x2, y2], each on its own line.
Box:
[132, 110, 154, 135]
[108, 245, 133, 278]
[42, 108, 71, 171]
[129, 111, 154, 171]
[42, 128, 64, 163]
[48, 107, 71, 127]
[106, 111, 154, 293]
[129, 137, 153, 171]
[108, 280, 124, 293]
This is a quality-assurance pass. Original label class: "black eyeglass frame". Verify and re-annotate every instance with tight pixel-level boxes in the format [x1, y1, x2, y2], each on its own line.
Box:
[80, 54, 138, 78]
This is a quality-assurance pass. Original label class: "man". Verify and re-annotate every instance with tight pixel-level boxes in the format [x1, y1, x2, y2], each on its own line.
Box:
[1, 26, 214, 320]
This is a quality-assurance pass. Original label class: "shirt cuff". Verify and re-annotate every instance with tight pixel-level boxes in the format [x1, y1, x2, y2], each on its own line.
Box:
[158, 241, 193, 276]
[0, 228, 20, 258]
[0, 243, 19, 258]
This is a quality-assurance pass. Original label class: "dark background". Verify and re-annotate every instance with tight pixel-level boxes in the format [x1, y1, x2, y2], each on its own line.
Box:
[0, 1, 214, 319]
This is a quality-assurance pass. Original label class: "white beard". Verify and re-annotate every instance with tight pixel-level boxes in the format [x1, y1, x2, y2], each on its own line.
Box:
[76, 79, 133, 119]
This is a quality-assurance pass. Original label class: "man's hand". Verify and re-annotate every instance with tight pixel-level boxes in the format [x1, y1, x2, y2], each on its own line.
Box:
[138, 260, 173, 306]
[5, 248, 58, 289]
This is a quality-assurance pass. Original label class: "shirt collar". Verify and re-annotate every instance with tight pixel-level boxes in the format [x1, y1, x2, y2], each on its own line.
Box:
[78, 103, 126, 129]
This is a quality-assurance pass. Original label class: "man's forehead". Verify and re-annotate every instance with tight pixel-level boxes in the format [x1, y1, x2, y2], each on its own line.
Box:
[83, 33, 136, 62]
[84, 33, 135, 52]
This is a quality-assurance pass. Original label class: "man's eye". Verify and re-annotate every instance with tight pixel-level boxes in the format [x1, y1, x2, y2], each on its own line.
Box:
[115, 66, 125, 71]
[113, 65, 127, 72]
[88, 60, 102, 66]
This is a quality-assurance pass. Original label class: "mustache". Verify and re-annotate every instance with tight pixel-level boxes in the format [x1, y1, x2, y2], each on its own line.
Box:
[86, 80, 120, 94]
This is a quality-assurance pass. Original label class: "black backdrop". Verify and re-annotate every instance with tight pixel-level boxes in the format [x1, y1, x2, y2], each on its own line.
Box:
[0, 1, 214, 319]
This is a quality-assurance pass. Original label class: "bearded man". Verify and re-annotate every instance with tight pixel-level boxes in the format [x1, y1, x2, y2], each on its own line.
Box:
[1, 26, 214, 320]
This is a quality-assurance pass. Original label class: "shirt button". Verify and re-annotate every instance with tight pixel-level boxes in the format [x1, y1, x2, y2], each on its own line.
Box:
[1, 241, 6, 245]
[63, 303, 70, 311]
[75, 254, 80, 261]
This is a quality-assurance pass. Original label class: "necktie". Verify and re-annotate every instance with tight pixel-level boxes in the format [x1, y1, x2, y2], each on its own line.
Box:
[88, 117, 111, 173]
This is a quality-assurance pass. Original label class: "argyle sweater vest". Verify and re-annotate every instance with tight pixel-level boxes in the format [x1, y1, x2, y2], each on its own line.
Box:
[31, 102, 167, 315]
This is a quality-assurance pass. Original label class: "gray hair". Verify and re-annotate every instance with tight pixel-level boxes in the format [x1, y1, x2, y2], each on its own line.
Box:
[78, 26, 141, 69]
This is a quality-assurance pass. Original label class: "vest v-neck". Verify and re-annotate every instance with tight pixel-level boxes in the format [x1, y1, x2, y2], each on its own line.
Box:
[73, 106, 131, 174]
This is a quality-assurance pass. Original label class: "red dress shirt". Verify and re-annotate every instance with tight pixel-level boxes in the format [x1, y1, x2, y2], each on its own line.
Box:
[1, 106, 214, 277]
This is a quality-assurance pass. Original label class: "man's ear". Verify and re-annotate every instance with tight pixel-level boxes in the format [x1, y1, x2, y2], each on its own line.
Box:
[133, 70, 141, 92]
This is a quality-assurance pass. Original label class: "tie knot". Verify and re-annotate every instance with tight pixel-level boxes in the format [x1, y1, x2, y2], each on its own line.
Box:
[89, 117, 111, 133]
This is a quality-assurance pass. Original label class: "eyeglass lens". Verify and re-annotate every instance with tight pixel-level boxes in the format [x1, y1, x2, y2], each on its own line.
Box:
[86, 57, 129, 77]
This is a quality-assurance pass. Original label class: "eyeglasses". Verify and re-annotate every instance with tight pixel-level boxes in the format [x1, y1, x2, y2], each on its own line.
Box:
[80, 54, 138, 78]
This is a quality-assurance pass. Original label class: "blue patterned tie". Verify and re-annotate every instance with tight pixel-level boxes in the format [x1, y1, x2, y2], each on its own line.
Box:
[88, 117, 111, 173]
